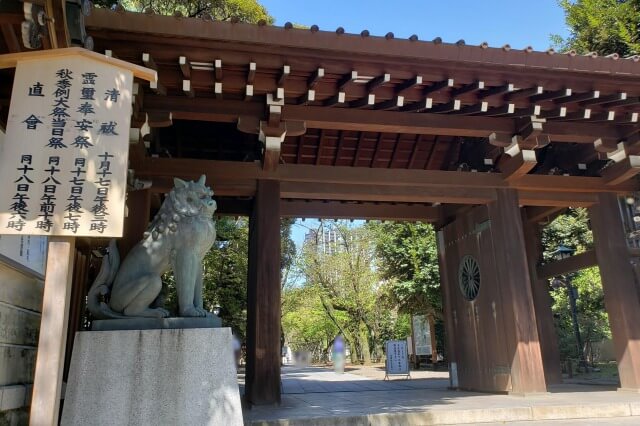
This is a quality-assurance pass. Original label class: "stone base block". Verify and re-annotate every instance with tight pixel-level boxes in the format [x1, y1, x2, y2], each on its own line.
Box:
[91, 315, 221, 331]
[61, 328, 242, 426]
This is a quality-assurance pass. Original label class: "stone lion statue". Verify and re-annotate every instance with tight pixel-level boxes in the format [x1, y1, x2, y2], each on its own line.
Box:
[87, 175, 217, 319]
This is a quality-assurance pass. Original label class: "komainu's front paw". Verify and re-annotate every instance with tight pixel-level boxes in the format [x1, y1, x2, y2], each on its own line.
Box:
[180, 306, 208, 317]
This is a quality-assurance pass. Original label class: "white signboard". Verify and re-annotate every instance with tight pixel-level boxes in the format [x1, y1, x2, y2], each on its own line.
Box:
[0, 56, 132, 237]
[412, 314, 432, 356]
[0, 234, 47, 276]
[385, 339, 409, 375]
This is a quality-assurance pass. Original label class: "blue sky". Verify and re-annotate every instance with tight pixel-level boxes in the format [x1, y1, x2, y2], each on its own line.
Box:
[263, 0, 571, 247]
[260, 0, 570, 51]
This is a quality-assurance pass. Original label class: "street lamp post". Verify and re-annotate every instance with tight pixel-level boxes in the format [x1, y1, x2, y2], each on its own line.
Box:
[550, 245, 588, 373]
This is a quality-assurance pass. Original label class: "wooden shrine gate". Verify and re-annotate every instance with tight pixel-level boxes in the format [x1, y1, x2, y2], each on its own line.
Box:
[2, 4, 640, 412]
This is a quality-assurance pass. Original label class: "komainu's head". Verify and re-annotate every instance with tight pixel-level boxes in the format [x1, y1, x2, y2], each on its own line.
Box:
[169, 175, 217, 217]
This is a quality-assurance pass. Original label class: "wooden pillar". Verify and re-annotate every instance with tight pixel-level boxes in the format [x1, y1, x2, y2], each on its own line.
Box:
[523, 218, 562, 385]
[589, 192, 640, 391]
[246, 180, 281, 405]
[488, 189, 547, 394]
[436, 230, 458, 388]
[30, 237, 76, 425]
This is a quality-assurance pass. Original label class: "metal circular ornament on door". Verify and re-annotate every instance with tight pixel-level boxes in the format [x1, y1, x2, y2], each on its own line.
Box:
[458, 255, 481, 301]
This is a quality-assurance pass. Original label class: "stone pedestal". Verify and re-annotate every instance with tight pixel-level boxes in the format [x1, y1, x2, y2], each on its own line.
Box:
[91, 316, 221, 331]
[61, 328, 243, 426]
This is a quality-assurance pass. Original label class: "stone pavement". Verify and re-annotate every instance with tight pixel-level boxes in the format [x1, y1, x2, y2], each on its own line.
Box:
[243, 365, 640, 426]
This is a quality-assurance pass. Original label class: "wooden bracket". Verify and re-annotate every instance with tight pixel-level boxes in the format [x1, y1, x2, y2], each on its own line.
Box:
[601, 155, 640, 185]
[500, 149, 537, 181]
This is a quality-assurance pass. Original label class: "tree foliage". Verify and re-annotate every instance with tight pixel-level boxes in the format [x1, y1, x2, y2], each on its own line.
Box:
[293, 221, 392, 364]
[95, 0, 274, 23]
[554, 0, 640, 55]
[368, 222, 442, 318]
[541, 208, 611, 361]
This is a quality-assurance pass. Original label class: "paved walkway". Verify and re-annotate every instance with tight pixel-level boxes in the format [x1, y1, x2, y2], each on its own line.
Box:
[243, 365, 640, 426]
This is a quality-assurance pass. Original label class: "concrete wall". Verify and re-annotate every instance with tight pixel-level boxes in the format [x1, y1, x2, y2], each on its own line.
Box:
[0, 130, 44, 423]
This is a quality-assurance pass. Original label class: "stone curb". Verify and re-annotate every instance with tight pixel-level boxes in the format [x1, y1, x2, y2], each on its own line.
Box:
[246, 402, 640, 426]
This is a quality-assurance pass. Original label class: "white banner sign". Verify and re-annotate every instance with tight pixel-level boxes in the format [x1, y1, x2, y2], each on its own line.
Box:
[0, 56, 132, 237]
[385, 340, 409, 375]
[0, 235, 47, 276]
[412, 314, 432, 356]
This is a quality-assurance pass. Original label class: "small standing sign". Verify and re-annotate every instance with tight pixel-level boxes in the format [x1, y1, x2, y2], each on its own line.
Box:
[384, 339, 411, 380]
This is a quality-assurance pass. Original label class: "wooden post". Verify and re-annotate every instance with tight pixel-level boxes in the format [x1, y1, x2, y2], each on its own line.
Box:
[246, 180, 281, 405]
[30, 237, 76, 425]
[488, 189, 547, 394]
[523, 218, 562, 384]
[436, 230, 458, 388]
[589, 192, 640, 391]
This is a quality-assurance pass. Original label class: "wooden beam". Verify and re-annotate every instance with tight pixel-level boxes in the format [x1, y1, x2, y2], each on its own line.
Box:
[333, 131, 345, 166]
[323, 91, 345, 107]
[581, 92, 626, 106]
[451, 80, 484, 97]
[280, 200, 442, 221]
[530, 88, 572, 102]
[337, 70, 358, 90]
[214, 58, 223, 80]
[399, 97, 432, 112]
[422, 78, 454, 95]
[601, 155, 640, 185]
[370, 133, 384, 167]
[375, 96, 404, 110]
[179, 56, 191, 79]
[247, 61, 256, 84]
[142, 52, 157, 70]
[395, 75, 423, 95]
[554, 90, 599, 105]
[1, 23, 20, 53]
[307, 67, 324, 89]
[280, 181, 498, 204]
[182, 80, 194, 98]
[145, 96, 265, 122]
[366, 73, 391, 92]
[478, 83, 514, 99]
[500, 150, 537, 181]
[389, 134, 402, 167]
[350, 94, 376, 108]
[525, 206, 565, 223]
[407, 134, 422, 169]
[505, 85, 543, 101]
[278, 64, 290, 86]
[135, 159, 638, 205]
[430, 100, 461, 113]
[352, 132, 365, 166]
[537, 250, 597, 280]
[315, 129, 325, 165]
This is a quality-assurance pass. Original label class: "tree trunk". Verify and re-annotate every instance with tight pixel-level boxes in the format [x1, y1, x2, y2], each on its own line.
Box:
[358, 321, 371, 365]
[428, 315, 438, 365]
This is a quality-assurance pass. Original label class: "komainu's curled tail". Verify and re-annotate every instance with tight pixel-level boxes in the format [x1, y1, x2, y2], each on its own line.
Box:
[87, 240, 126, 319]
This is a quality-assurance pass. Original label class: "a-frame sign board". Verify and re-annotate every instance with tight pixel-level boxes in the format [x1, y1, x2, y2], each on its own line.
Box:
[0, 48, 155, 425]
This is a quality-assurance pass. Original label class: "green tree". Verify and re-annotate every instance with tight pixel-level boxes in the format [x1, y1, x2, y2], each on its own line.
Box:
[298, 221, 382, 364]
[95, 0, 274, 23]
[554, 0, 640, 55]
[368, 222, 442, 318]
[282, 285, 341, 363]
[541, 208, 611, 363]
